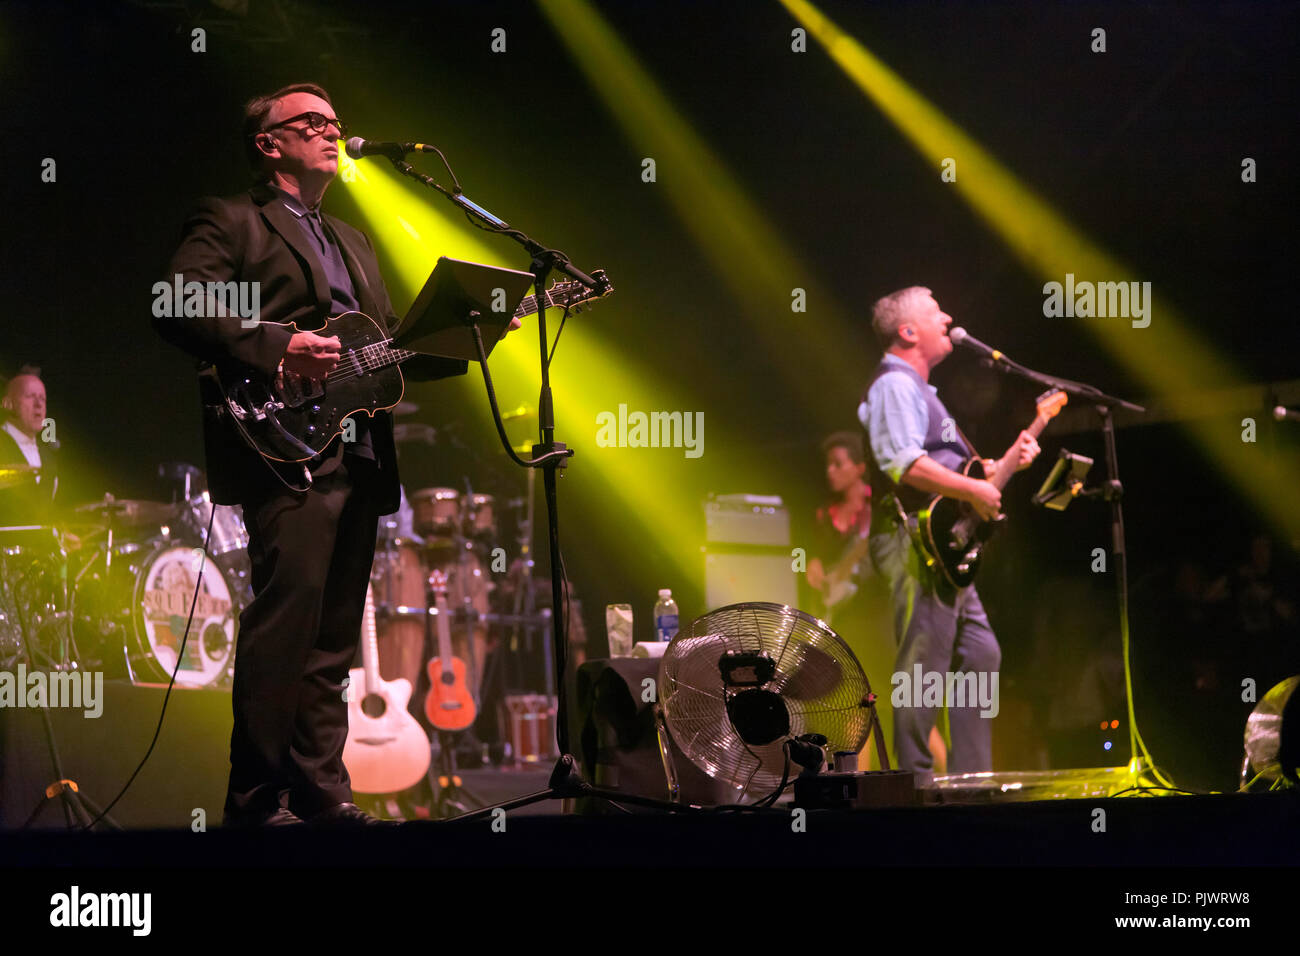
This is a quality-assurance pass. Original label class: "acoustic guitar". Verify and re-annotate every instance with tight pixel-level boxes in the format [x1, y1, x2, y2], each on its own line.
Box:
[343, 583, 432, 794]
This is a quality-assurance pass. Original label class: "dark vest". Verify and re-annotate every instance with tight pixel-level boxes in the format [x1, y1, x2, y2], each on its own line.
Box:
[861, 358, 971, 515]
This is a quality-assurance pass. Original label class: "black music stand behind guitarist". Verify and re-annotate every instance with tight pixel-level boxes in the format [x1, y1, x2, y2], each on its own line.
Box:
[393, 257, 536, 361]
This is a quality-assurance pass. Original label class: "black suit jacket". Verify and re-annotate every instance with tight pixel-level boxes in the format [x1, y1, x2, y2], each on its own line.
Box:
[154, 182, 466, 513]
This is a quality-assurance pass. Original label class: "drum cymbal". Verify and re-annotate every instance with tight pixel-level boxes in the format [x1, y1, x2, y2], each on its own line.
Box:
[0, 464, 41, 490]
[74, 495, 178, 528]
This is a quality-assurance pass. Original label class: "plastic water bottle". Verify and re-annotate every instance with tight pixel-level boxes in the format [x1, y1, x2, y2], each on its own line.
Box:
[653, 589, 679, 643]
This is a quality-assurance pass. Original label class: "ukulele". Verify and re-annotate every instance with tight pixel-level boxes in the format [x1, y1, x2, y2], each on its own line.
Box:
[423, 569, 477, 731]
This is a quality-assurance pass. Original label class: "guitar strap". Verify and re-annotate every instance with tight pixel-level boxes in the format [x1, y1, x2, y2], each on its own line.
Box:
[953, 423, 980, 460]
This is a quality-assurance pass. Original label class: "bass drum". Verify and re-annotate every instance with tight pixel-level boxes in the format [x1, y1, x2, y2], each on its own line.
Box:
[78, 540, 240, 688]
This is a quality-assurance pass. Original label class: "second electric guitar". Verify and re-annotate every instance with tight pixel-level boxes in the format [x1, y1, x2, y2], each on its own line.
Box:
[913, 388, 1067, 588]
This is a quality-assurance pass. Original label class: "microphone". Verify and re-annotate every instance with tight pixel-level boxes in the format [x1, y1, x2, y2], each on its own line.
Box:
[344, 137, 435, 160]
[948, 327, 1007, 362]
[1274, 406, 1300, 423]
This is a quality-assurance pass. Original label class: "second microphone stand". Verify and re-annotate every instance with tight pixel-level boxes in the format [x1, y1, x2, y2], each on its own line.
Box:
[385, 151, 697, 818]
[975, 346, 1172, 791]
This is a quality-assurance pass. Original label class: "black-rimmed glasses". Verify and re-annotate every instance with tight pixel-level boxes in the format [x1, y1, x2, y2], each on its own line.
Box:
[261, 111, 348, 138]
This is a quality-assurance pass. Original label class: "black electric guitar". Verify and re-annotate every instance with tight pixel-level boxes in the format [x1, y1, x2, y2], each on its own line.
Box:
[910, 388, 1067, 588]
[209, 273, 611, 463]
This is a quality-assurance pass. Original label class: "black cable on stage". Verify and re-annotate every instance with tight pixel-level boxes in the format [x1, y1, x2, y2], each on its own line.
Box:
[81, 506, 218, 830]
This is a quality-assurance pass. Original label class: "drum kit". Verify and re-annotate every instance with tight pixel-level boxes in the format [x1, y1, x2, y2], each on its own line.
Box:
[0, 461, 247, 689]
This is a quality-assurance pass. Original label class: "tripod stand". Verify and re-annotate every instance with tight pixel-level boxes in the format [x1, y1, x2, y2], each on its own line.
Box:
[3, 526, 121, 830]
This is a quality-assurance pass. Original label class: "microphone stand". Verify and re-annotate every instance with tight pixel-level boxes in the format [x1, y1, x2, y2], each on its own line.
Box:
[974, 348, 1170, 791]
[381, 151, 692, 818]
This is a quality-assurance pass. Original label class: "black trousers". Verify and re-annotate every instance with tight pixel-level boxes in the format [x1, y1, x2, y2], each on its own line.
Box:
[224, 454, 380, 820]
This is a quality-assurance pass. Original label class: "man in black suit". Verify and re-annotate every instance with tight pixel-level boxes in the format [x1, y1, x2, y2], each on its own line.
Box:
[154, 83, 505, 826]
[0, 367, 57, 527]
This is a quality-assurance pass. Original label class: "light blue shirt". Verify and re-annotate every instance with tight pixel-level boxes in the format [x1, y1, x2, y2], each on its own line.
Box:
[857, 353, 935, 483]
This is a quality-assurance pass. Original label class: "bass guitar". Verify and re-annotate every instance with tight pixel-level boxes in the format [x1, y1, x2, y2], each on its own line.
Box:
[911, 388, 1067, 588]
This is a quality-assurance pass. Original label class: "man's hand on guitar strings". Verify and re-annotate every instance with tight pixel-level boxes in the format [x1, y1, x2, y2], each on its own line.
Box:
[283, 330, 342, 378]
[1009, 430, 1041, 472]
[966, 479, 1002, 522]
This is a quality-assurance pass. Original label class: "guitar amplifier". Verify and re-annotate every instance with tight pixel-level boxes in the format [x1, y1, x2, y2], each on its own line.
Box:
[703, 494, 797, 609]
[705, 493, 789, 545]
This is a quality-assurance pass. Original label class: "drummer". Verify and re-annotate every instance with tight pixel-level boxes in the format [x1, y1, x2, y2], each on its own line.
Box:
[0, 366, 57, 526]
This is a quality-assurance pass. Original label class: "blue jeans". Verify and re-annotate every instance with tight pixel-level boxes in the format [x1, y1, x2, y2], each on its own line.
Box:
[869, 525, 1001, 786]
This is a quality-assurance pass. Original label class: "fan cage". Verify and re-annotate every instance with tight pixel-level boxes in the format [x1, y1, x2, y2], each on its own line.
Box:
[660, 602, 874, 798]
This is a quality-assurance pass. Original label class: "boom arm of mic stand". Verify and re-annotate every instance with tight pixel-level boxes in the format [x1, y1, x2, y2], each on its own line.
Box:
[386, 158, 606, 293]
[980, 355, 1146, 414]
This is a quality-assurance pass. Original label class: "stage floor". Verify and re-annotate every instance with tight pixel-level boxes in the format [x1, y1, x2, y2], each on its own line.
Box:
[3, 790, 1296, 868]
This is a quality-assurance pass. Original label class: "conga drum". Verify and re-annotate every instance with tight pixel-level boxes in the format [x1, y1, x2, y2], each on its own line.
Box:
[464, 493, 497, 543]
[410, 488, 459, 545]
[370, 537, 427, 692]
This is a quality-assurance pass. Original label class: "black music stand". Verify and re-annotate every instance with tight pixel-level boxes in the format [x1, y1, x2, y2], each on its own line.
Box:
[394, 257, 535, 361]
[1032, 449, 1095, 511]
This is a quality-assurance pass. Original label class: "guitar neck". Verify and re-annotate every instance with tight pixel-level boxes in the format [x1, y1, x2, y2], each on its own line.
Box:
[361, 584, 381, 696]
[988, 411, 1053, 493]
[434, 591, 454, 677]
[371, 287, 557, 371]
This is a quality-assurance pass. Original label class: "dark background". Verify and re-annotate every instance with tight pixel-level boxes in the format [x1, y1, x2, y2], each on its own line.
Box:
[2, 0, 1297, 790]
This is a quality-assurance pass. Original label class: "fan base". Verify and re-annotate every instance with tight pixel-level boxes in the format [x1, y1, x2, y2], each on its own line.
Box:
[793, 770, 918, 810]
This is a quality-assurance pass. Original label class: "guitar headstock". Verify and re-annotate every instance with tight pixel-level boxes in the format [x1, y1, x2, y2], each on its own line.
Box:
[1035, 388, 1068, 420]
[548, 269, 615, 313]
[428, 568, 449, 596]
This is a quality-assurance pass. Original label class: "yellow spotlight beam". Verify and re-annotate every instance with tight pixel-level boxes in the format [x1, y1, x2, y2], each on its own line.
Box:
[538, 0, 862, 419]
[779, 0, 1300, 540]
[334, 154, 711, 579]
